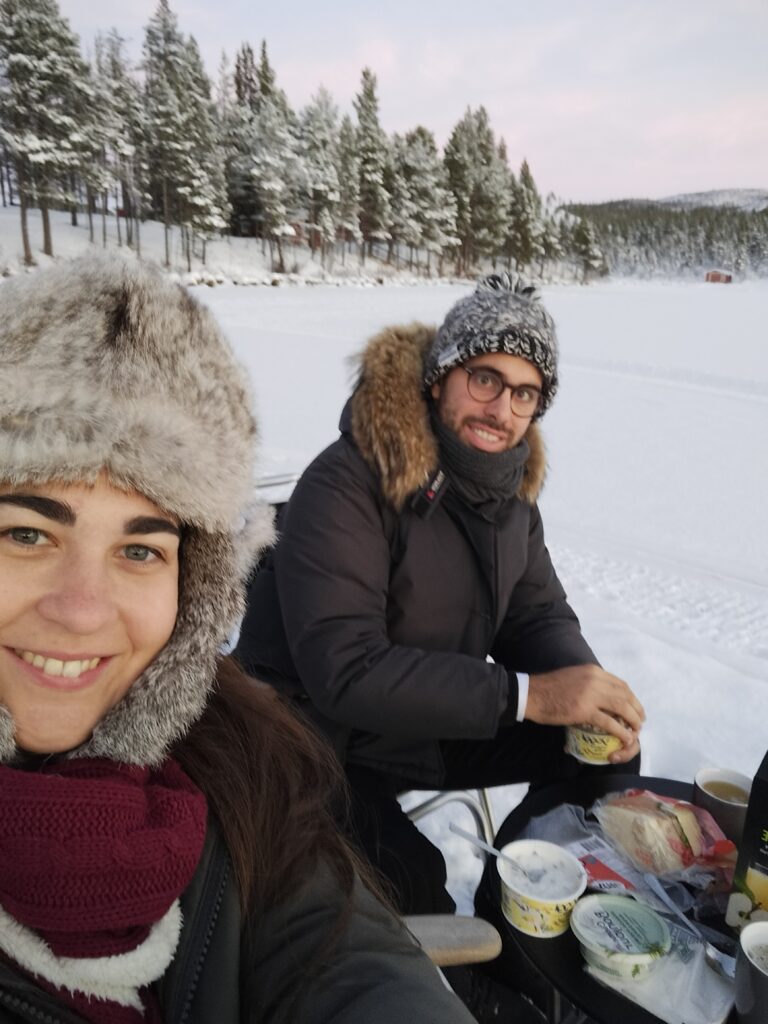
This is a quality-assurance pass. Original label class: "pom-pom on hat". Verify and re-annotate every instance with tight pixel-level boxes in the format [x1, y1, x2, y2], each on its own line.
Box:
[424, 274, 559, 415]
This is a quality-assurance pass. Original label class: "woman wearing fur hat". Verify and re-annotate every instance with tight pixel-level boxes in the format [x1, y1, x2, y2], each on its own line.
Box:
[0, 255, 474, 1024]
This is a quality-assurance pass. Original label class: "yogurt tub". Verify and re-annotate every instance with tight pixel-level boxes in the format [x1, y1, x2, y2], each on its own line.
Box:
[566, 723, 623, 765]
[570, 894, 671, 979]
[498, 840, 587, 938]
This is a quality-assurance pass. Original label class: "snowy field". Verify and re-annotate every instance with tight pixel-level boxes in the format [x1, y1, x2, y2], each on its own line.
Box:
[199, 279, 768, 911]
[2, 209, 766, 910]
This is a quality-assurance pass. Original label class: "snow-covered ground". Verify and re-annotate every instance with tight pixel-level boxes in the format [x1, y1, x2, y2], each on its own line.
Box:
[2, 206, 766, 912]
[199, 278, 768, 911]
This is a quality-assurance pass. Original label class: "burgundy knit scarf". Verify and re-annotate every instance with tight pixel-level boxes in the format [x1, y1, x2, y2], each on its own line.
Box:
[0, 757, 207, 1023]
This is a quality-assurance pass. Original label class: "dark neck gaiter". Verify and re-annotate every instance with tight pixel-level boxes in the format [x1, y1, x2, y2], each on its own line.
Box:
[430, 406, 530, 514]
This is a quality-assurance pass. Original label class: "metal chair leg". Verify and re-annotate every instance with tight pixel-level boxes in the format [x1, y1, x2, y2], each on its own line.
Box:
[407, 788, 496, 847]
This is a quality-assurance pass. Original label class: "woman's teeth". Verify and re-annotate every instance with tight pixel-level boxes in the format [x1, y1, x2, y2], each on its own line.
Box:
[15, 650, 101, 678]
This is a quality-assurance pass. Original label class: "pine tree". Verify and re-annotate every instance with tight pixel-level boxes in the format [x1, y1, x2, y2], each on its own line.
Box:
[335, 114, 361, 263]
[384, 135, 417, 265]
[249, 92, 305, 272]
[175, 36, 229, 268]
[390, 127, 456, 273]
[469, 112, 510, 265]
[91, 31, 148, 251]
[571, 216, 606, 281]
[504, 158, 546, 274]
[300, 87, 340, 262]
[444, 107, 508, 274]
[143, 0, 227, 269]
[353, 68, 391, 259]
[0, 0, 92, 261]
[443, 109, 474, 275]
[222, 96, 260, 236]
[257, 41, 275, 101]
[143, 0, 188, 265]
[234, 42, 258, 108]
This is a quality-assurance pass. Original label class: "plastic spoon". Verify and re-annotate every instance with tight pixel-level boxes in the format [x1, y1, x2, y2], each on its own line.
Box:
[642, 873, 736, 980]
[449, 824, 542, 885]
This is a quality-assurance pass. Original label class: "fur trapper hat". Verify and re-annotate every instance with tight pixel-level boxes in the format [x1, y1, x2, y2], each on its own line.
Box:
[0, 254, 274, 765]
[423, 274, 559, 415]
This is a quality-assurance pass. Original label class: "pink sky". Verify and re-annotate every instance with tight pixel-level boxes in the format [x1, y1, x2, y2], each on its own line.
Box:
[65, 0, 768, 203]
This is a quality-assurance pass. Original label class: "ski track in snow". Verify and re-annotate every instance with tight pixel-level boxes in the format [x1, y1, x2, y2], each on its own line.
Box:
[563, 357, 768, 403]
[550, 538, 768, 664]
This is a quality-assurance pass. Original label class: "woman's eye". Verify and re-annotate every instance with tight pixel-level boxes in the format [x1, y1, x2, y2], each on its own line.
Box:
[123, 544, 158, 562]
[476, 373, 496, 388]
[3, 527, 48, 546]
[516, 388, 534, 401]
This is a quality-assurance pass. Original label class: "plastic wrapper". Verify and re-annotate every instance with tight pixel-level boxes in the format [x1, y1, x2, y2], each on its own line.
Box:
[592, 789, 737, 884]
[584, 918, 734, 1024]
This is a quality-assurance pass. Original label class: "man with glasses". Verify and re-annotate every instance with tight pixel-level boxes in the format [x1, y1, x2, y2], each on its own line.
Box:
[235, 275, 643, 1021]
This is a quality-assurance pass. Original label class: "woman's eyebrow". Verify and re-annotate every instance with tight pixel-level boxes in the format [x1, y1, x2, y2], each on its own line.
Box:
[124, 515, 181, 538]
[0, 494, 75, 525]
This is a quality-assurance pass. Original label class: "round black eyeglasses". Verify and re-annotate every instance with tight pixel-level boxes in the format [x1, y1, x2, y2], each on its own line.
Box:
[463, 367, 542, 417]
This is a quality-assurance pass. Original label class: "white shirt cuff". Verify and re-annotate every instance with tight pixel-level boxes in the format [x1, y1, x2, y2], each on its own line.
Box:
[516, 674, 529, 722]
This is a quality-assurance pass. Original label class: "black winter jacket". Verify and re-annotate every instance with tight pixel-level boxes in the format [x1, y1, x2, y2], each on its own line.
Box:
[0, 821, 473, 1024]
[236, 323, 596, 785]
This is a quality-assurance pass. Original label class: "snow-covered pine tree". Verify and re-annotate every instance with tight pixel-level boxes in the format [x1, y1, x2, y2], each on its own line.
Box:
[300, 87, 340, 264]
[143, 0, 188, 265]
[469, 113, 510, 267]
[80, 43, 117, 248]
[384, 134, 419, 267]
[0, 0, 91, 261]
[143, 0, 227, 269]
[389, 126, 456, 274]
[444, 107, 508, 274]
[539, 194, 564, 277]
[353, 67, 391, 261]
[335, 114, 361, 264]
[257, 40, 276, 105]
[571, 216, 606, 282]
[222, 94, 261, 237]
[234, 42, 258, 109]
[256, 40, 294, 123]
[96, 31, 148, 253]
[405, 127, 457, 274]
[249, 91, 305, 272]
[443, 109, 474, 275]
[504, 157, 545, 274]
[175, 36, 229, 269]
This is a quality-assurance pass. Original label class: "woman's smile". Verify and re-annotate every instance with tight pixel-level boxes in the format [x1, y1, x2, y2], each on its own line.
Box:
[8, 647, 112, 690]
[0, 475, 180, 752]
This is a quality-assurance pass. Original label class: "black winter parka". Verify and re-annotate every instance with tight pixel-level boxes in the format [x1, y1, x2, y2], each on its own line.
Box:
[0, 822, 474, 1024]
[236, 323, 596, 785]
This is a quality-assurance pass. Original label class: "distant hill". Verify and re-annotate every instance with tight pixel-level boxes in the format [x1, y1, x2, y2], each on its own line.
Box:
[657, 189, 768, 213]
[562, 190, 768, 279]
[575, 189, 768, 215]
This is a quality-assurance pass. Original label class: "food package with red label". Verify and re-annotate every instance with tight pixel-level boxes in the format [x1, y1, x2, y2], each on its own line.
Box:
[592, 789, 737, 882]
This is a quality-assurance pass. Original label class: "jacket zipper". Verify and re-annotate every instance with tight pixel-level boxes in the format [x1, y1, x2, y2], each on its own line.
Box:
[0, 990, 70, 1024]
[175, 855, 230, 1024]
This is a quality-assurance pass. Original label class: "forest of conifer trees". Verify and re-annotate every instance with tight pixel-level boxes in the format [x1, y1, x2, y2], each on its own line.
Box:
[1, 0, 766, 280]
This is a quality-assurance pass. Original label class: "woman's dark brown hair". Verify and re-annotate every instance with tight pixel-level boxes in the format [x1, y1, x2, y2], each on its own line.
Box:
[173, 655, 368, 915]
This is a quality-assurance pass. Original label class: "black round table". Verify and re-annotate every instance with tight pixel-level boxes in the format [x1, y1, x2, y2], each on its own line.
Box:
[486, 773, 725, 1024]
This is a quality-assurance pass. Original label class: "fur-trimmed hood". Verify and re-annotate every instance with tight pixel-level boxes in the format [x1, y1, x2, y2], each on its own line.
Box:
[349, 322, 547, 511]
[0, 254, 273, 766]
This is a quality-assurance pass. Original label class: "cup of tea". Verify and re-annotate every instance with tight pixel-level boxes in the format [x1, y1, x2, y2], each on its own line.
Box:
[693, 767, 751, 844]
[735, 920, 768, 1024]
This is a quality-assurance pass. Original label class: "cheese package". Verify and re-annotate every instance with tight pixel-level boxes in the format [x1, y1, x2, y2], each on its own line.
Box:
[593, 789, 737, 880]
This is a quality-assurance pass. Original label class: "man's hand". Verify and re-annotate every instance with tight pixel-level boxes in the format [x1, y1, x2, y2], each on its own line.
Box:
[526, 665, 644, 764]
